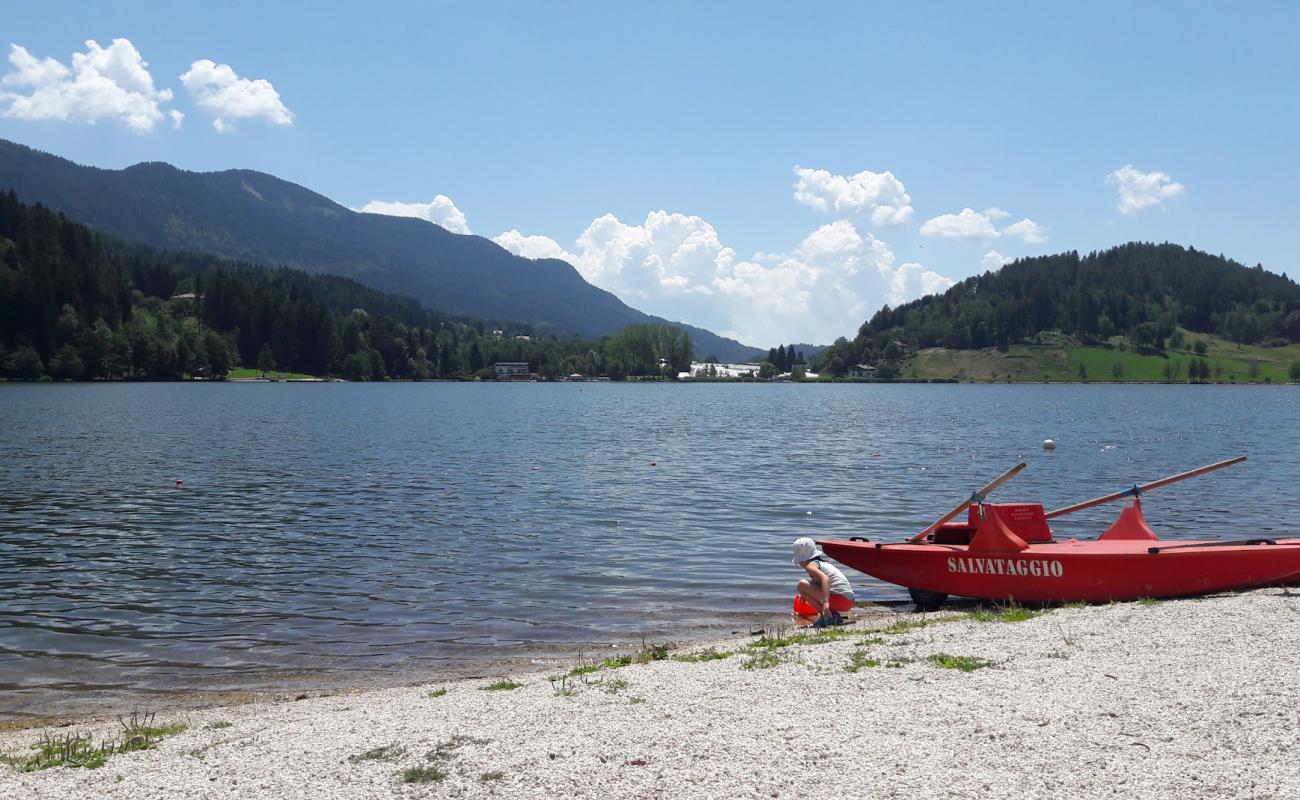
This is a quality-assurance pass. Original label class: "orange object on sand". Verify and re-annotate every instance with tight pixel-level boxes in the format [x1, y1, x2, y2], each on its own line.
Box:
[793, 595, 817, 616]
[793, 595, 852, 615]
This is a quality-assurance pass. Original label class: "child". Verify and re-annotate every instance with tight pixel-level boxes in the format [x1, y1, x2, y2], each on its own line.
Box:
[792, 537, 854, 627]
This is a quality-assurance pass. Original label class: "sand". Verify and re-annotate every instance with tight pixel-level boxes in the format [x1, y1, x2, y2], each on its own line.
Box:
[2, 588, 1297, 799]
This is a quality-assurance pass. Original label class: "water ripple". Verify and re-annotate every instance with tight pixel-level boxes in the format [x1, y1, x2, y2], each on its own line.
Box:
[1, 382, 1296, 717]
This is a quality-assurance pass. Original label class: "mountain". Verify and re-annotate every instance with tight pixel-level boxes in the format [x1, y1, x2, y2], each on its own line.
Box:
[814, 242, 1300, 373]
[0, 190, 707, 381]
[0, 138, 761, 362]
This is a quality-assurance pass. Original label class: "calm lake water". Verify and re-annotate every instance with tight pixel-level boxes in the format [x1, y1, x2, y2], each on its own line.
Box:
[2, 383, 1298, 718]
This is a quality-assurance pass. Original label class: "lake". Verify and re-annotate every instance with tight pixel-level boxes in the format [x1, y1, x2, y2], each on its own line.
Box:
[2, 382, 1297, 719]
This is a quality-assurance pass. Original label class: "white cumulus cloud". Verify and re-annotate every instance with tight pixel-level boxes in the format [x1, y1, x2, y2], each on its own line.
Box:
[982, 250, 1012, 271]
[492, 229, 572, 260]
[1003, 218, 1048, 244]
[792, 165, 913, 226]
[494, 212, 954, 345]
[180, 59, 293, 133]
[0, 39, 176, 133]
[359, 195, 472, 235]
[1105, 164, 1185, 215]
[920, 207, 1048, 245]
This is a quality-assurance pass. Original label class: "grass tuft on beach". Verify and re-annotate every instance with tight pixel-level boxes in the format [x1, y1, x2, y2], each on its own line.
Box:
[927, 653, 998, 672]
[401, 764, 447, 784]
[2, 712, 186, 772]
[969, 603, 1040, 623]
[479, 679, 523, 692]
[347, 744, 407, 763]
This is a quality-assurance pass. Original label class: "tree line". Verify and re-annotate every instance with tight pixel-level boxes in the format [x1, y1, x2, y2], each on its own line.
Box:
[814, 242, 1300, 374]
[0, 191, 692, 381]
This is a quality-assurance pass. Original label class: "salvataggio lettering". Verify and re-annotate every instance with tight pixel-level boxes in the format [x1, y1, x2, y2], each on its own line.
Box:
[946, 557, 1064, 578]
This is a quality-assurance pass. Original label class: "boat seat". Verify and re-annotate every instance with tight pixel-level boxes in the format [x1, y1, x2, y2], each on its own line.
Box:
[933, 524, 976, 544]
[970, 503, 1054, 543]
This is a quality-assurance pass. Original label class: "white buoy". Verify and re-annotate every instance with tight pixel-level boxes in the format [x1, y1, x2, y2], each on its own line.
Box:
[1043, 439, 1056, 451]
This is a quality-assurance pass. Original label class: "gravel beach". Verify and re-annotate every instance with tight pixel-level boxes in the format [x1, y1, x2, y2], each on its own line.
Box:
[2, 589, 1297, 800]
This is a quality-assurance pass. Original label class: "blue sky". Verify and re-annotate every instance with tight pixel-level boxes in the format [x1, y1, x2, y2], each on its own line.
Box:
[2, 1, 1297, 347]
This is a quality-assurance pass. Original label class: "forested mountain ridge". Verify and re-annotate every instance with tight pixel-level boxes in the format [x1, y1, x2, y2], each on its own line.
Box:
[0, 138, 760, 362]
[816, 242, 1300, 373]
[0, 191, 694, 381]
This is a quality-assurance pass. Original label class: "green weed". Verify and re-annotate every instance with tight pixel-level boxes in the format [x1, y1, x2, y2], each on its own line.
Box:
[846, 651, 881, 672]
[2, 712, 186, 772]
[549, 674, 577, 697]
[348, 744, 407, 763]
[426, 688, 448, 698]
[401, 764, 447, 784]
[479, 679, 523, 692]
[878, 618, 940, 635]
[673, 647, 733, 663]
[969, 603, 1040, 623]
[927, 653, 998, 672]
[600, 677, 629, 694]
[740, 649, 783, 670]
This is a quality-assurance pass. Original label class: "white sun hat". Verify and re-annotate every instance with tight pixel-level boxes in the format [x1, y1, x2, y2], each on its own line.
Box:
[792, 537, 822, 564]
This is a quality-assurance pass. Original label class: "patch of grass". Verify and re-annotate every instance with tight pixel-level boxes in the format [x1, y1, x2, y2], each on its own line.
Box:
[927, 653, 998, 672]
[601, 677, 629, 694]
[858, 636, 885, 646]
[426, 688, 448, 698]
[673, 647, 733, 663]
[565, 641, 670, 678]
[225, 367, 322, 381]
[205, 721, 233, 730]
[846, 651, 881, 673]
[884, 658, 914, 668]
[401, 764, 448, 784]
[878, 618, 940, 635]
[120, 712, 187, 744]
[347, 743, 407, 763]
[479, 679, 523, 692]
[740, 649, 783, 670]
[969, 603, 1040, 623]
[426, 734, 489, 763]
[2, 712, 187, 772]
[480, 770, 505, 782]
[634, 642, 670, 663]
[1137, 597, 1160, 607]
[549, 674, 577, 697]
[803, 627, 860, 644]
[3, 733, 110, 771]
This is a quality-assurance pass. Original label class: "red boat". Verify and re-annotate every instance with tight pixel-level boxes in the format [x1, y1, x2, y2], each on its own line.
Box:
[818, 456, 1300, 608]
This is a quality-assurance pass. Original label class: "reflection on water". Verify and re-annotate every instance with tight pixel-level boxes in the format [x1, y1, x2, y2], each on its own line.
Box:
[2, 382, 1297, 717]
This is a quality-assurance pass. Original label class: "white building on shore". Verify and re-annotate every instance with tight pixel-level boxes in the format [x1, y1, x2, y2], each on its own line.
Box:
[677, 362, 819, 380]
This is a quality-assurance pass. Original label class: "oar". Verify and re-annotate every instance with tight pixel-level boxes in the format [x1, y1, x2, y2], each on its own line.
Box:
[907, 462, 1027, 543]
[1044, 455, 1247, 520]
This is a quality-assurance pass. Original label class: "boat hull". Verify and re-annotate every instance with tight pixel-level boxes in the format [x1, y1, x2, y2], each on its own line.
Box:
[817, 538, 1300, 603]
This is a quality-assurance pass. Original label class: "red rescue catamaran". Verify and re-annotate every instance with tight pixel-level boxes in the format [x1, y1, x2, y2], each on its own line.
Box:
[818, 456, 1300, 609]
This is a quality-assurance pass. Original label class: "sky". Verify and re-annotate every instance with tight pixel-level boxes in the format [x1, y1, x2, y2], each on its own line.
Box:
[2, 1, 1298, 348]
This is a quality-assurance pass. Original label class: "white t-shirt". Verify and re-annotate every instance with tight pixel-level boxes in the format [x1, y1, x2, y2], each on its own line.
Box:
[811, 557, 854, 598]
